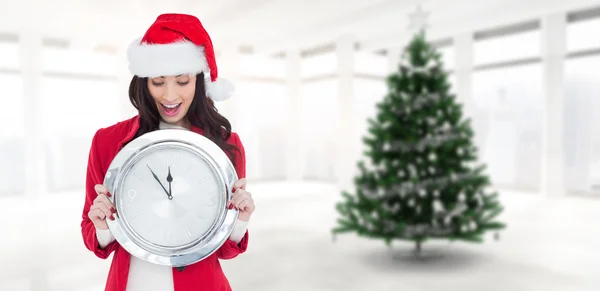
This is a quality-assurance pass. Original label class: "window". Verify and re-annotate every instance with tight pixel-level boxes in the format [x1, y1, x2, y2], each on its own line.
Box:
[447, 73, 458, 96]
[300, 52, 337, 79]
[564, 10, 600, 194]
[0, 39, 25, 196]
[436, 42, 457, 96]
[354, 51, 388, 77]
[40, 76, 120, 138]
[0, 74, 25, 138]
[42, 47, 118, 77]
[470, 22, 543, 190]
[471, 63, 543, 189]
[436, 44, 455, 72]
[353, 77, 388, 165]
[0, 73, 25, 196]
[299, 79, 338, 181]
[40, 76, 120, 191]
[0, 41, 19, 70]
[239, 54, 285, 79]
[564, 56, 600, 192]
[474, 23, 541, 66]
[234, 80, 288, 181]
[567, 14, 600, 53]
[353, 78, 388, 131]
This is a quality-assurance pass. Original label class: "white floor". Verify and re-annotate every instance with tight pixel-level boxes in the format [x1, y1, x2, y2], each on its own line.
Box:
[1, 181, 599, 291]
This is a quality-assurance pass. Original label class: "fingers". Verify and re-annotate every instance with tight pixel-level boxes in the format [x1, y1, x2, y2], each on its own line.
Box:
[95, 194, 114, 207]
[93, 197, 115, 220]
[238, 199, 253, 212]
[232, 178, 246, 191]
[228, 188, 254, 211]
[92, 184, 116, 220]
[230, 188, 246, 206]
[89, 204, 107, 220]
[89, 202, 115, 224]
[96, 194, 116, 213]
[95, 184, 111, 197]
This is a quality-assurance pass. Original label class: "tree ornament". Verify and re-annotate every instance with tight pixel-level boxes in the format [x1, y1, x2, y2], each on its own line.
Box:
[331, 25, 506, 253]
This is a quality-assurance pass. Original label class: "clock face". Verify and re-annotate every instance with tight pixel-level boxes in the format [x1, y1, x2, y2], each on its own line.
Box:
[117, 145, 222, 248]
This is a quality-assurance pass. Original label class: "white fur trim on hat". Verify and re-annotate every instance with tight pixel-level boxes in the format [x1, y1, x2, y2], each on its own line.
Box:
[127, 38, 209, 77]
[126, 38, 234, 101]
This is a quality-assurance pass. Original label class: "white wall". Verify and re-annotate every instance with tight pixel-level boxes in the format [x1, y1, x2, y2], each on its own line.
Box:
[2, 5, 600, 198]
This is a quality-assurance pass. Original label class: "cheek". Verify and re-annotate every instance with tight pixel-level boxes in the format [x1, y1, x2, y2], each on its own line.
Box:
[148, 86, 163, 102]
[182, 85, 196, 104]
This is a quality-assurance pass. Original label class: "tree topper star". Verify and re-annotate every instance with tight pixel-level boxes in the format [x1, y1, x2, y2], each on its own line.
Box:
[408, 5, 430, 32]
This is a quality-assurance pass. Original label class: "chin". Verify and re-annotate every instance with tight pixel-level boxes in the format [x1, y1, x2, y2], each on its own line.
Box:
[161, 113, 187, 124]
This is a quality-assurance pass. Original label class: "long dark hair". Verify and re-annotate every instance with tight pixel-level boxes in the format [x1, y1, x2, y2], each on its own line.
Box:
[127, 72, 239, 168]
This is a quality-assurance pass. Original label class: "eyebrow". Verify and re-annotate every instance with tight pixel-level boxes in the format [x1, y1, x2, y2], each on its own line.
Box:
[158, 74, 184, 78]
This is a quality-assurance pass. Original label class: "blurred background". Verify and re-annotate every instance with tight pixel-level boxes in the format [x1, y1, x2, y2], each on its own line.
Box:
[1, 0, 600, 290]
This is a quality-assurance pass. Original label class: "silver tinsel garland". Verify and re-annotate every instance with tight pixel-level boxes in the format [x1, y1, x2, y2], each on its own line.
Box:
[392, 92, 444, 113]
[379, 130, 465, 154]
[360, 171, 477, 201]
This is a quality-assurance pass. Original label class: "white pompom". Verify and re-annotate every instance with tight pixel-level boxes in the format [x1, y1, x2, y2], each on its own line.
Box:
[206, 77, 235, 101]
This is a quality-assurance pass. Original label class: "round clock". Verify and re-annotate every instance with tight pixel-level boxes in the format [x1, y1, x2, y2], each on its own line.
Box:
[103, 129, 239, 267]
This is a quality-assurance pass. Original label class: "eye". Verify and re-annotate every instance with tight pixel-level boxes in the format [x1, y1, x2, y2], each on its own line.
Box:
[151, 81, 164, 86]
[178, 81, 190, 86]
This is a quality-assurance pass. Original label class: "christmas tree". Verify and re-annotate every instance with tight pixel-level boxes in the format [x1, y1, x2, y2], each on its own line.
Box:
[331, 31, 505, 254]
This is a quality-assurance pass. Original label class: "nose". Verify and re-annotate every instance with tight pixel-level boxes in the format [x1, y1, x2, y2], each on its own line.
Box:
[163, 84, 179, 102]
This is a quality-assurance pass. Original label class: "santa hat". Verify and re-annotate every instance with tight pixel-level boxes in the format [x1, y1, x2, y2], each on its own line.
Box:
[126, 13, 234, 101]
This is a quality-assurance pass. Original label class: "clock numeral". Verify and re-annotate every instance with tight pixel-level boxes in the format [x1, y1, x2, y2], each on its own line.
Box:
[184, 225, 192, 237]
[133, 173, 144, 181]
[165, 154, 180, 168]
[132, 212, 143, 218]
[147, 223, 155, 233]
[164, 230, 172, 241]
[128, 189, 137, 202]
[187, 161, 194, 172]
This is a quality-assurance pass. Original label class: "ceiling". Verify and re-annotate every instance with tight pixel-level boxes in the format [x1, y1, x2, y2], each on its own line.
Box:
[1, 0, 600, 55]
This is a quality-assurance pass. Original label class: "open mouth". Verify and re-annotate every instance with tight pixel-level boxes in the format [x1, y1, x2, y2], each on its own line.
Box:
[161, 103, 182, 116]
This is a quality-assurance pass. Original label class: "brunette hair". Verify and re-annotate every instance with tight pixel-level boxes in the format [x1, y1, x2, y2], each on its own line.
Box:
[127, 72, 239, 167]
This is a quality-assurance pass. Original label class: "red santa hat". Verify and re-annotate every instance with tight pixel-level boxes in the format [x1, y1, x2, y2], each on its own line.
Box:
[126, 13, 234, 101]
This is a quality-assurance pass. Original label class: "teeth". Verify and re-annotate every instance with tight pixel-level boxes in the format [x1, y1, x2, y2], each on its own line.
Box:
[163, 103, 180, 109]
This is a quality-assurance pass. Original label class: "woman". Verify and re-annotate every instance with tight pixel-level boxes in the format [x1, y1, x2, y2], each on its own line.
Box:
[80, 13, 255, 291]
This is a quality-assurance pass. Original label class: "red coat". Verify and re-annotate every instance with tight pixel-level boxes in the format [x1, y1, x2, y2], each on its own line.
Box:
[80, 115, 249, 291]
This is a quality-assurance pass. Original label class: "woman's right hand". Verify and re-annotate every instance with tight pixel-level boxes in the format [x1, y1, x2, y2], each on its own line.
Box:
[88, 184, 116, 230]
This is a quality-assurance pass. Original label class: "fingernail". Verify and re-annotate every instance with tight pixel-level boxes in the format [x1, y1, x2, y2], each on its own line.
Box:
[107, 192, 112, 197]
[111, 207, 116, 213]
[110, 215, 115, 220]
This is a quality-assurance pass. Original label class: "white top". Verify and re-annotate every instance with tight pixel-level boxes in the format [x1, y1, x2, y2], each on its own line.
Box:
[96, 121, 248, 291]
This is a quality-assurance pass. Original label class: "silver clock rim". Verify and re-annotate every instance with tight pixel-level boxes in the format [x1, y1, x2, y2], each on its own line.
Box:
[104, 128, 239, 267]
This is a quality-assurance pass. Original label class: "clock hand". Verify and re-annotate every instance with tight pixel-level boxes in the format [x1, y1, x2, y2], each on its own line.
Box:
[166, 166, 173, 198]
[147, 164, 172, 200]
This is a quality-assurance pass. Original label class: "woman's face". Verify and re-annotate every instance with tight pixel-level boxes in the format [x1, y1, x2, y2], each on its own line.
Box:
[147, 74, 197, 127]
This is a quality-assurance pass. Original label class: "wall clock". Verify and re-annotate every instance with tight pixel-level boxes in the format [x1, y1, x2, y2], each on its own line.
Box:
[104, 129, 239, 268]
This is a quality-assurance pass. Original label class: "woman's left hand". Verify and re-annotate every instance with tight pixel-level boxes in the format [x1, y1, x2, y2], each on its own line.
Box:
[228, 178, 255, 222]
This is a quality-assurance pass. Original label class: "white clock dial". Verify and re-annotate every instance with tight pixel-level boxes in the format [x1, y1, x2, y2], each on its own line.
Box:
[119, 146, 222, 248]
